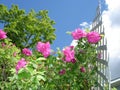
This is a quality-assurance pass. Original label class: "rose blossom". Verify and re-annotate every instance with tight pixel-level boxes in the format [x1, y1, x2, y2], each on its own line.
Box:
[71, 28, 86, 40]
[0, 29, 7, 39]
[71, 58, 76, 63]
[22, 48, 32, 56]
[63, 46, 75, 62]
[59, 69, 66, 75]
[87, 31, 101, 44]
[16, 58, 27, 74]
[36, 42, 50, 58]
[80, 66, 86, 73]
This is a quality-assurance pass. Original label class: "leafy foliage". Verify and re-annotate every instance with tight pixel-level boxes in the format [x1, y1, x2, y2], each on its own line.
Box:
[40, 38, 98, 90]
[0, 4, 56, 49]
[0, 30, 101, 90]
[0, 38, 20, 82]
[0, 38, 47, 90]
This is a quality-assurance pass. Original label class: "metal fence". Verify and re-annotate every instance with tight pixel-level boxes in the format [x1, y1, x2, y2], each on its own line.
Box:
[91, 4, 111, 90]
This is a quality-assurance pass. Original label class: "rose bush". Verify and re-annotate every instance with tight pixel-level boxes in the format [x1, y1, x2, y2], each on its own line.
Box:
[44, 28, 101, 90]
[0, 30, 20, 82]
[0, 29, 46, 90]
[0, 27, 102, 90]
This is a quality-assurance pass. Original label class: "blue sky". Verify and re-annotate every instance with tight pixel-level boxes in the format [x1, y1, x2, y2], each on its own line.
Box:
[0, 0, 98, 50]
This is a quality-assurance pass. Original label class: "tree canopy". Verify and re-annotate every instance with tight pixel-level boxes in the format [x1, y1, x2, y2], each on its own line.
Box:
[0, 4, 56, 49]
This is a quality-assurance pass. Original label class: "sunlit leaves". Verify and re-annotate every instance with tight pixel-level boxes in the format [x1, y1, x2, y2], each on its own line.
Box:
[0, 4, 56, 49]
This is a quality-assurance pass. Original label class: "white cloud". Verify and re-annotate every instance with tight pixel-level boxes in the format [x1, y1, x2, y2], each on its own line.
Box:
[103, 0, 120, 79]
[105, 0, 120, 11]
[80, 22, 92, 29]
[80, 22, 89, 27]
[102, 0, 120, 59]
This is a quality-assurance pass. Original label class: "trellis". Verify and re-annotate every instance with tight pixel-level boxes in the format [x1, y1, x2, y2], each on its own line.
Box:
[91, 3, 111, 90]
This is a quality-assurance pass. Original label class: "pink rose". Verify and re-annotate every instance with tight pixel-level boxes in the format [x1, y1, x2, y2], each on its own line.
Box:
[72, 28, 86, 40]
[16, 58, 27, 74]
[59, 69, 66, 75]
[71, 58, 76, 64]
[63, 46, 75, 62]
[80, 66, 86, 73]
[36, 42, 50, 58]
[87, 31, 101, 44]
[22, 48, 32, 56]
[0, 29, 7, 39]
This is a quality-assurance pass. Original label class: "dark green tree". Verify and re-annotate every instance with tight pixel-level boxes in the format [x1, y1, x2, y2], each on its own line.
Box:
[0, 4, 56, 49]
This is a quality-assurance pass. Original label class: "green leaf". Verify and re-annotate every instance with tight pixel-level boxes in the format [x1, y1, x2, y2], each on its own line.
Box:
[18, 68, 31, 79]
[100, 34, 104, 37]
[33, 63, 38, 68]
[36, 57, 46, 61]
[37, 75, 46, 81]
[66, 31, 71, 35]
[85, 28, 90, 32]
[26, 66, 34, 74]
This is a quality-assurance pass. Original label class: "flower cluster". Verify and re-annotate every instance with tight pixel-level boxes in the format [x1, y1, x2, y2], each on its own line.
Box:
[59, 69, 66, 75]
[16, 58, 27, 73]
[71, 28, 86, 40]
[60, 28, 101, 77]
[72, 28, 101, 44]
[36, 42, 51, 58]
[62, 46, 75, 62]
[87, 31, 101, 44]
[0, 29, 7, 39]
[22, 48, 32, 56]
